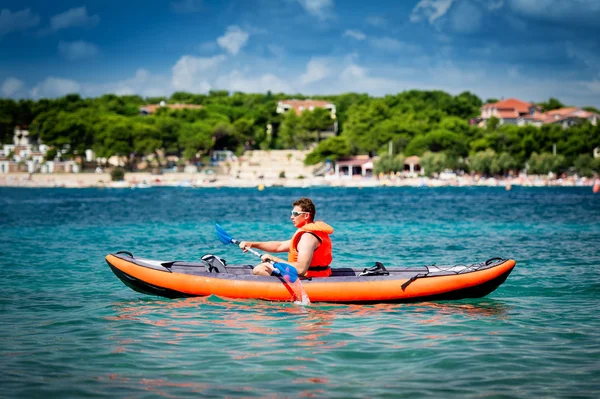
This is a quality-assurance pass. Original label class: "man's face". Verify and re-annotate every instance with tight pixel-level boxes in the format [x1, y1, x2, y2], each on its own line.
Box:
[290, 206, 309, 228]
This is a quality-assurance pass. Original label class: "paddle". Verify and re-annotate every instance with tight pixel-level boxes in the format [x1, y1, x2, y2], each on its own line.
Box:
[215, 224, 299, 283]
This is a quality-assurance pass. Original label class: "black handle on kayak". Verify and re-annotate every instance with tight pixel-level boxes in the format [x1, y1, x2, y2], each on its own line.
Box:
[116, 251, 134, 258]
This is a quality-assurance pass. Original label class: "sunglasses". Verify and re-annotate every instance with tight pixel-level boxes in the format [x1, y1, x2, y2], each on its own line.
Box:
[291, 211, 309, 217]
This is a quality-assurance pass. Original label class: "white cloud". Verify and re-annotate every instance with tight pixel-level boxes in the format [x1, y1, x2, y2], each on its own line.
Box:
[300, 59, 330, 84]
[487, 0, 504, 10]
[340, 64, 366, 80]
[216, 70, 293, 93]
[58, 40, 99, 60]
[31, 77, 81, 98]
[217, 26, 249, 55]
[336, 63, 411, 94]
[366, 16, 388, 28]
[199, 41, 218, 52]
[509, 0, 600, 22]
[1, 77, 24, 97]
[411, 0, 598, 28]
[295, 0, 334, 20]
[50, 6, 99, 31]
[565, 42, 600, 78]
[171, 0, 204, 13]
[370, 37, 419, 52]
[172, 54, 226, 92]
[267, 44, 286, 58]
[507, 67, 520, 78]
[84, 69, 171, 98]
[343, 29, 366, 40]
[450, 1, 482, 33]
[585, 80, 600, 94]
[0, 8, 40, 36]
[410, 0, 454, 24]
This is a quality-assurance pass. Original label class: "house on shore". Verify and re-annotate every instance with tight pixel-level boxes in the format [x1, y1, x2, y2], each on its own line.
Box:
[479, 99, 544, 126]
[140, 101, 204, 115]
[542, 107, 598, 128]
[276, 99, 338, 139]
[333, 155, 423, 178]
[334, 156, 373, 178]
[478, 98, 598, 128]
[0, 126, 79, 174]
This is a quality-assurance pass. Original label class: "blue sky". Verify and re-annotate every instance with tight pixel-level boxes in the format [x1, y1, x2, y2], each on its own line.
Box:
[1, 0, 599, 106]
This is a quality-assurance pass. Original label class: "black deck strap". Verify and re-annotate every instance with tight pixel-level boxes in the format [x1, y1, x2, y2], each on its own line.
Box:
[308, 265, 330, 271]
[116, 251, 133, 257]
[161, 261, 183, 268]
[401, 273, 428, 291]
[358, 262, 390, 277]
[485, 257, 504, 265]
[201, 254, 228, 273]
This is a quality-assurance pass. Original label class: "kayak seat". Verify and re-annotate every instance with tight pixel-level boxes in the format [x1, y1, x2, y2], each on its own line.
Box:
[329, 268, 358, 277]
[201, 254, 228, 273]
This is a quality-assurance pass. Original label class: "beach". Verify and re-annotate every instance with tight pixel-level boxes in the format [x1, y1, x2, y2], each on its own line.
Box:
[0, 171, 597, 189]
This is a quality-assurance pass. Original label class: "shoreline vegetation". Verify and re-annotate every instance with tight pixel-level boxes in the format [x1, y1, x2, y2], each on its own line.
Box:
[1, 172, 597, 189]
[2, 90, 599, 182]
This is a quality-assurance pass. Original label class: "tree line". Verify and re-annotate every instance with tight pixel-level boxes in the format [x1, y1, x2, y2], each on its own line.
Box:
[0, 90, 599, 176]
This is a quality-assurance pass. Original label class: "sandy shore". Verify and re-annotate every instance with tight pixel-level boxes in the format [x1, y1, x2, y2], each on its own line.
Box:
[0, 172, 598, 189]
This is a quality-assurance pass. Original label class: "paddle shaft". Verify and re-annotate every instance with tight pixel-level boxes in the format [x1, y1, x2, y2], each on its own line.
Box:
[215, 224, 297, 281]
[231, 238, 282, 272]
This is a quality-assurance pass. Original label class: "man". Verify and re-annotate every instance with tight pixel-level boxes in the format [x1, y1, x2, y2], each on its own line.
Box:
[239, 197, 334, 278]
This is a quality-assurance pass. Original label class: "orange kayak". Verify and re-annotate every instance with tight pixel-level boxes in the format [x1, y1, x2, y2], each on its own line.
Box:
[106, 252, 515, 304]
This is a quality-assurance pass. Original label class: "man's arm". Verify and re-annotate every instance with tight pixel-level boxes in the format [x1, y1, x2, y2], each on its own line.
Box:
[239, 239, 291, 253]
[260, 234, 318, 276]
[293, 234, 319, 276]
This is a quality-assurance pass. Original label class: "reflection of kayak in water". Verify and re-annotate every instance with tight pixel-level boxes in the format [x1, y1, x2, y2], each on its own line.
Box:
[106, 252, 516, 304]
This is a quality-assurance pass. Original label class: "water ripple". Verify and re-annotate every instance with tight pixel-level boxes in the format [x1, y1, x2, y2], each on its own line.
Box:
[1, 187, 599, 398]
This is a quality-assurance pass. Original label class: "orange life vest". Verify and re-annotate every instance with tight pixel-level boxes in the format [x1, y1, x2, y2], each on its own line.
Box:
[288, 221, 334, 278]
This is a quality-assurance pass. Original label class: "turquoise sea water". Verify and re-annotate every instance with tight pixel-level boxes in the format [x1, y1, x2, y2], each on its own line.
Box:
[1, 186, 599, 398]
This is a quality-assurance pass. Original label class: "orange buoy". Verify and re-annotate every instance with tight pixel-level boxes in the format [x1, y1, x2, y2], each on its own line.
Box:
[593, 184, 599, 194]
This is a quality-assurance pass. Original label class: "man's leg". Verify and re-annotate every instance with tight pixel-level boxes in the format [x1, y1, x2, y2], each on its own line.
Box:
[252, 262, 274, 276]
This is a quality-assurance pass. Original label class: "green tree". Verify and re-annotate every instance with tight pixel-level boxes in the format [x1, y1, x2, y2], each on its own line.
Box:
[301, 108, 333, 142]
[420, 151, 448, 177]
[178, 121, 214, 160]
[538, 97, 565, 112]
[491, 152, 519, 176]
[527, 152, 566, 175]
[278, 112, 301, 148]
[486, 116, 500, 131]
[573, 154, 596, 177]
[304, 136, 352, 165]
[373, 153, 406, 175]
[404, 129, 467, 158]
[469, 149, 496, 176]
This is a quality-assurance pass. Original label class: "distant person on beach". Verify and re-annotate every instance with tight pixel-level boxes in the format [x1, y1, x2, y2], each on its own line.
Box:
[239, 197, 334, 278]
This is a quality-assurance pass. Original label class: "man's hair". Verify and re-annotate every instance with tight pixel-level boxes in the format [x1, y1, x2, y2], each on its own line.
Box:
[293, 197, 316, 220]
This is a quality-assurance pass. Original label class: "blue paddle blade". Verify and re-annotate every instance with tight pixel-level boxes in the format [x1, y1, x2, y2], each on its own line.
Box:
[215, 224, 233, 245]
[273, 262, 299, 283]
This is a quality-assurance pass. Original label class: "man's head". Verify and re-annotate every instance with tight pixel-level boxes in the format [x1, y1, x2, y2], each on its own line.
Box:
[291, 197, 316, 227]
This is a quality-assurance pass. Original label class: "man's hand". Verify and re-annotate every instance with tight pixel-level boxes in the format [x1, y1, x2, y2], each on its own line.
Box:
[239, 241, 252, 252]
[261, 253, 275, 263]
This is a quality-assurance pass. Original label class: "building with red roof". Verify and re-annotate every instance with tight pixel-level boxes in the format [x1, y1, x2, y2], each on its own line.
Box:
[276, 99, 336, 118]
[140, 101, 203, 115]
[479, 98, 542, 126]
[276, 99, 338, 139]
[479, 99, 598, 128]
